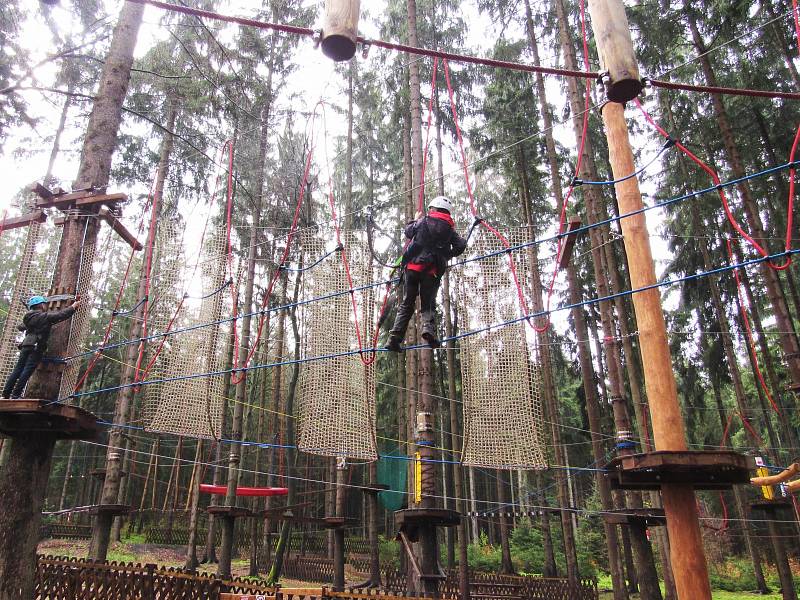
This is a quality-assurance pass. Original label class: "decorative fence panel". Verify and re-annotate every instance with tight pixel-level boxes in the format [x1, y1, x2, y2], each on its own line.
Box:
[40, 523, 93, 540]
[33, 555, 597, 600]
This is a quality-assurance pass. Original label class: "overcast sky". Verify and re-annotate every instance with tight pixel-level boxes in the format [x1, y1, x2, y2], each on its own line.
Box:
[0, 0, 678, 338]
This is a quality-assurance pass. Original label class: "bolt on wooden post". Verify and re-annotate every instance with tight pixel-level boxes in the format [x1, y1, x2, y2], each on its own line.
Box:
[587, 1, 712, 599]
[321, 0, 361, 61]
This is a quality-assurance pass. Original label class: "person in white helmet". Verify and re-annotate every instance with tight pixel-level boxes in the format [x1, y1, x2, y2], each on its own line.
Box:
[385, 196, 467, 352]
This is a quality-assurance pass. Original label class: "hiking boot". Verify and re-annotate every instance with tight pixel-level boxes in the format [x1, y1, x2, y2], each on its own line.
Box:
[422, 331, 441, 348]
[385, 337, 403, 353]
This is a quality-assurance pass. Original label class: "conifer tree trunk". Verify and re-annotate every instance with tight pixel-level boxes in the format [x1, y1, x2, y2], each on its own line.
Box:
[266, 277, 301, 586]
[517, 145, 579, 583]
[218, 96, 271, 578]
[0, 3, 144, 594]
[691, 212, 771, 593]
[521, 4, 627, 591]
[686, 12, 800, 388]
[205, 327, 236, 563]
[90, 95, 174, 561]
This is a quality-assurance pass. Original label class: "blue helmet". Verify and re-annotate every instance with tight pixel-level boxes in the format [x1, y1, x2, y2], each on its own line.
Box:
[27, 295, 47, 309]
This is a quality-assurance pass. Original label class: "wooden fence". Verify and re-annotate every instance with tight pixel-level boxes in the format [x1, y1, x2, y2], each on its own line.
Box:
[32, 555, 597, 600]
[34, 555, 275, 599]
[40, 523, 93, 540]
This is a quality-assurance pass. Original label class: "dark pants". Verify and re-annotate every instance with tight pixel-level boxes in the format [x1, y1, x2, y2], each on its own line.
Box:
[390, 269, 440, 342]
[3, 346, 42, 399]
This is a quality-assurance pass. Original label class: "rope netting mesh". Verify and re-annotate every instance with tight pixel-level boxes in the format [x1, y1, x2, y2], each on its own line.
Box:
[452, 228, 548, 470]
[0, 213, 62, 387]
[296, 230, 378, 461]
[142, 221, 187, 428]
[59, 216, 99, 399]
[146, 228, 228, 439]
[144, 224, 230, 439]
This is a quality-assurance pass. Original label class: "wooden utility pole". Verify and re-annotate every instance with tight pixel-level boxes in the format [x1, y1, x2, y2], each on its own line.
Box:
[321, 0, 361, 62]
[589, 1, 711, 597]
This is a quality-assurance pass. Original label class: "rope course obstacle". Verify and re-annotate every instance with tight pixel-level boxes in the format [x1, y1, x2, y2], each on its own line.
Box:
[58, 217, 99, 399]
[453, 228, 547, 470]
[144, 224, 229, 439]
[0, 201, 61, 387]
[296, 230, 378, 461]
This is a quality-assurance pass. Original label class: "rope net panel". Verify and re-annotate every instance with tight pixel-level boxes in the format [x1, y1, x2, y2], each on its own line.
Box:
[142, 221, 187, 430]
[145, 226, 228, 439]
[296, 230, 378, 461]
[0, 207, 62, 388]
[452, 228, 547, 470]
[59, 215, 100, 399]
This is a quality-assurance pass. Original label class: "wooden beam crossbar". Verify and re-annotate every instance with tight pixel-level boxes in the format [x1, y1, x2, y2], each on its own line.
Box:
[0, 210, 47, 232]
[98, 206, 143, 250]
[557, 216, 582, 270]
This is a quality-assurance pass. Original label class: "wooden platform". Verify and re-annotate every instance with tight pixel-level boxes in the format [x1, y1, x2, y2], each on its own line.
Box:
[601, 508, 666, 527]
[206, 505, 253, 519]
[0, 399, 100, 440]
[395, 508, 460, 542]
[88, 504, 131, 517]
[606, 450, 753, 490]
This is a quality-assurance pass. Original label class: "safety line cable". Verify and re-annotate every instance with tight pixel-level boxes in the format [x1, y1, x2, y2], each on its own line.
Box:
[62, 160, 800, 366]
[125, 0, 800, 101]
[58, 247, 800, 404]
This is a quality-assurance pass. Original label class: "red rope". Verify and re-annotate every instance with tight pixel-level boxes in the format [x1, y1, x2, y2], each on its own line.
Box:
[229, 114, 316, 385]
[726, 239, 782, 415]
[648, 78, 800, 101]
[442, 59, 533, 327]
[634, 100, 795, 272]
[720, 411, 735, 444]
[74, 172, 159, 393]
[124, 0, 598, 82]
[72, 246, 138, 393]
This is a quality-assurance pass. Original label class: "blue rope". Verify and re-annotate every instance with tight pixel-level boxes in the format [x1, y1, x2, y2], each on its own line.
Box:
[65, 160, 800, 364]
[111, 296, 147, 317]
[280, 244, 342, 273]
[57, 247, 800, 404]
[453, 159, 800, 269]
[66, 276, 399, 362]
[186, 278, 232, 300]
[93, 419, 606, 471]
[572, 139, 675, 186]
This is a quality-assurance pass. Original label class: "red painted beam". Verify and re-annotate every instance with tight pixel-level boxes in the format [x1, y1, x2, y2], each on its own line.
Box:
[199, 484, 289, 497]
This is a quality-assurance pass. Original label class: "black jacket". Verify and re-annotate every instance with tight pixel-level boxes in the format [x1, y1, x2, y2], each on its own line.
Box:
[17, 306, 77, 351]
[402, 211, 468, 275]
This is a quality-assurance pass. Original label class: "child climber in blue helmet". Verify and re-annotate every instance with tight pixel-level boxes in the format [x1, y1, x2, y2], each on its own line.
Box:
[2, 295, 81, 399]
[385, 196, 467, 352]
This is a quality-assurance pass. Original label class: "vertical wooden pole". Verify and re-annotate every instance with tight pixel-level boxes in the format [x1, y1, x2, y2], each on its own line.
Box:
[589, 1, 711, 597]
[601, 98, 711, 600]
[321, 0, 361, 61]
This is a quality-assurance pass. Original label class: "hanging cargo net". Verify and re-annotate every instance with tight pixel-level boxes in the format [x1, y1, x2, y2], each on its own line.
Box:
[144, 225, 228, 439]
[0, 205, 62, 389]
[453, 228, 548, 470]
[59, 213, 100, 399]
[296, 230, 378, 461]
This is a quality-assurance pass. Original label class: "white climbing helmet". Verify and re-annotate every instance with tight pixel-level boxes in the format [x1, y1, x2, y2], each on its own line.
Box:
[428, 196, 453, 213]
